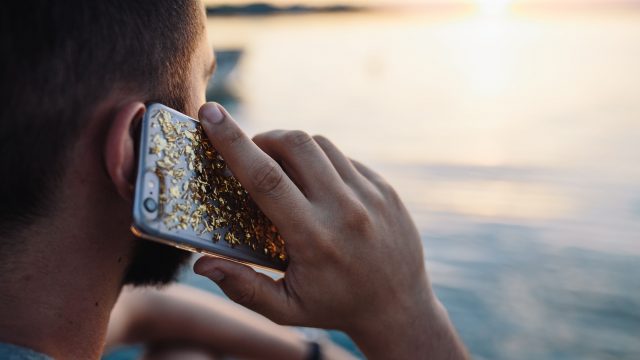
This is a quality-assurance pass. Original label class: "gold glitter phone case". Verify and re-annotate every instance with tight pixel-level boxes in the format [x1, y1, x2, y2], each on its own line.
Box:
[132, 103, 287, 272]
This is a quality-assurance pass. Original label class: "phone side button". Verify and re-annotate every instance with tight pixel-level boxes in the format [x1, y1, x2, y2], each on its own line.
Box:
[174, 244, 195, 252]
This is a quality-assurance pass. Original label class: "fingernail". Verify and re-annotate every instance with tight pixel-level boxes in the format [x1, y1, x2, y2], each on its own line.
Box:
[200, 103, 224, 124]
[206, 269, 225, 282]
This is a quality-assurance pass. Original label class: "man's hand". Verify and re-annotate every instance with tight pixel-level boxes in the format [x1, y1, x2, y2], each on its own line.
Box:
[106, 284, 354, 360]
[194, 103, 468, 359]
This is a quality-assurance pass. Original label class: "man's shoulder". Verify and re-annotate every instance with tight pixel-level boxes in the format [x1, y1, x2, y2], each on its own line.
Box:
[0, 343, 52, 360]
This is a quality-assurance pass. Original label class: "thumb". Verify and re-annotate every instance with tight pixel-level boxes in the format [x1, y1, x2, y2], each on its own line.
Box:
[193, 256, 297, 324]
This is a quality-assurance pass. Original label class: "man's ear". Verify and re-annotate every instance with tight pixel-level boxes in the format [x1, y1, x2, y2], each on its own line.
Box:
[104, 102, 145, 201]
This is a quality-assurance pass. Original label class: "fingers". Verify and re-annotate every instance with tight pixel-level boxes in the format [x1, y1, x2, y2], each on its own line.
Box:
[312, 135, 367, 186]
[350, 159, 389, 192]
[252, 130, 346, 201]
[193, 256, 298, 324]
[198, 103, 311, 234]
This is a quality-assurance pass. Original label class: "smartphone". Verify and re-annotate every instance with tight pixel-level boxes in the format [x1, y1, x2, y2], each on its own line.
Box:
[132, 103, 287, 272]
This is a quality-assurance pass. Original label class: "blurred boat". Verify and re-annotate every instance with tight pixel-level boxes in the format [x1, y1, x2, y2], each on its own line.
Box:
[206, 4, 361, 17]
[207, 49, 243, 103]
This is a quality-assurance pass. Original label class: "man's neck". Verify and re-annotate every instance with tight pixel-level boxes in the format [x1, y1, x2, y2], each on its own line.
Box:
[0, 204, 133, 359]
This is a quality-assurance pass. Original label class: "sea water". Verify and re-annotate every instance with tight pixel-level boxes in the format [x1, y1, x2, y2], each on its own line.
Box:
[179, 7, 640, 359]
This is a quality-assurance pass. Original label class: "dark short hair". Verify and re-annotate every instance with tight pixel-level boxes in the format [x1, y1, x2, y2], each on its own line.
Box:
[0, 1, 202, 241]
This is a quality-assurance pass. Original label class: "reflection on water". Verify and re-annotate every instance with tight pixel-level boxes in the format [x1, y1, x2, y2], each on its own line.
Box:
[399, 161, 640, 358]
[183, 7, 640, 359]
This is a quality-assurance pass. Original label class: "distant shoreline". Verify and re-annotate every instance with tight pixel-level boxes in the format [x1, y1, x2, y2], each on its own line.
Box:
[206, 3, 364, 17]
[206, 2, 640, 17]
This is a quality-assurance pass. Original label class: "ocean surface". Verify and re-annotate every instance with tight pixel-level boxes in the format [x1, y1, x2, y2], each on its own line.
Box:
[176, 7, 640, 359]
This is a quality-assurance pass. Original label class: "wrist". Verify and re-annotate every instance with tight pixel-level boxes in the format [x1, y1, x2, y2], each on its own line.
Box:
[345, 278, 466, 359]
[348, 274, 436, 333]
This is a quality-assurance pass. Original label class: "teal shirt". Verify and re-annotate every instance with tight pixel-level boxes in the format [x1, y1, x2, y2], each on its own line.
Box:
[0, 343, 52, 360]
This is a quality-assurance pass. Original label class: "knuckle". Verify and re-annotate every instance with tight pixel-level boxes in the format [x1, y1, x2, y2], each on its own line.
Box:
[368, 185, 404, 218]
[367, 189, 387, 209]
[312, 134, 330, 146]
[368, 182, 399, 210]
[387, 185, 402, 203]
[253, 130, 284, 143]
[317, 240, 342, 262]
[251, 160, 286, 196]
[379, 181, 401, 204]
[308, 226, 342, 260]
[340, 197, 374, 233]
[281, 130, 313, 149]
[348, 210, 372, 233]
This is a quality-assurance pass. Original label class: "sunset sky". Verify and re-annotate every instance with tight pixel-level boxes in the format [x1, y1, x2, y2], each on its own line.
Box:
[203, 0, 637, 6]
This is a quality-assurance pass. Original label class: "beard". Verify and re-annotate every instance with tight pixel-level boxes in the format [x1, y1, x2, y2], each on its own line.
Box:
[122, 237, 192, 286]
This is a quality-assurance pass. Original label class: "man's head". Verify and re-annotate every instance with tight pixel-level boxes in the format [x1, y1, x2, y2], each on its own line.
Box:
[0, 0, 215, 285]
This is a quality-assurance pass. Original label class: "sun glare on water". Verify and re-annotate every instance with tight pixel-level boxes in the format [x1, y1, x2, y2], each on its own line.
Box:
[475, 0, 516, 16]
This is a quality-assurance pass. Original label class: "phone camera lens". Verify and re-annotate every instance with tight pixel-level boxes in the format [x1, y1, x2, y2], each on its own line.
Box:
[143, 198, 158, 212]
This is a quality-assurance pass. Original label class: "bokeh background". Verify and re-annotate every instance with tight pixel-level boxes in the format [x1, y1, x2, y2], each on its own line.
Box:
[184, 0, 640, 359]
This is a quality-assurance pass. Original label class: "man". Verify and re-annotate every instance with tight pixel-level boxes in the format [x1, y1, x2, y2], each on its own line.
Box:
[0, 1, 468, 359]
